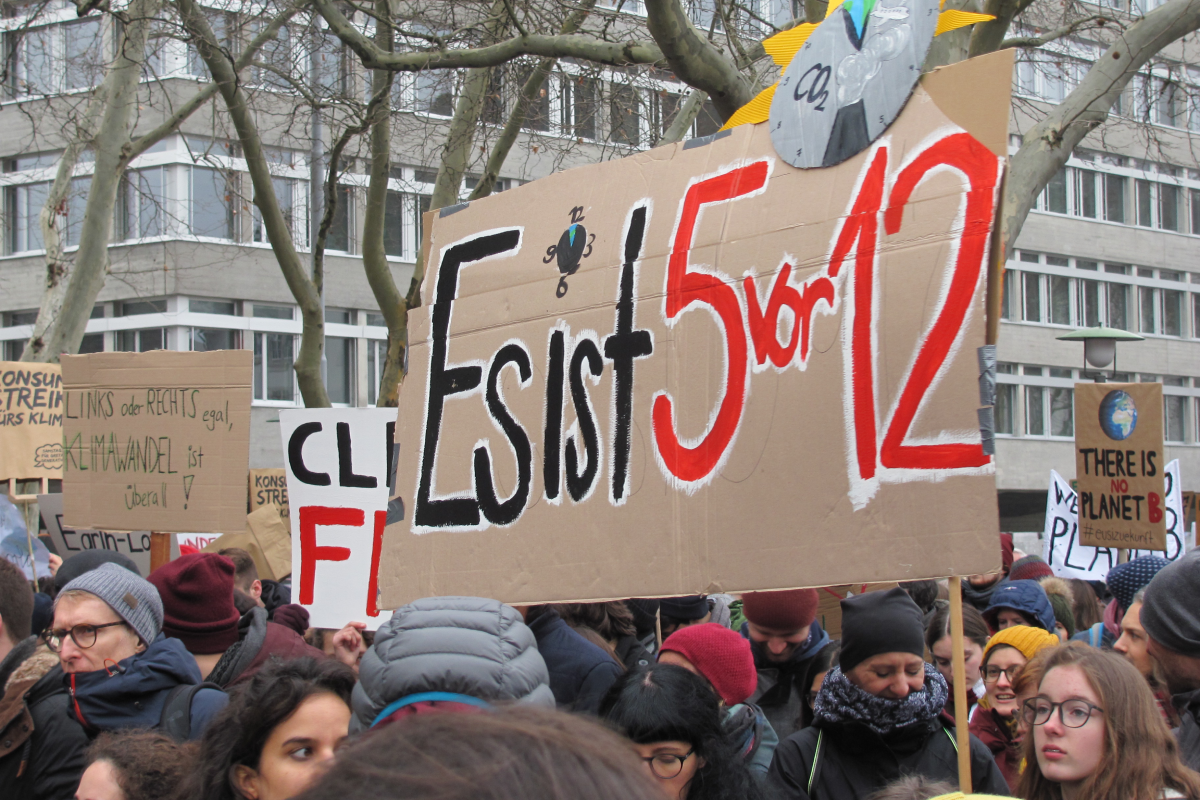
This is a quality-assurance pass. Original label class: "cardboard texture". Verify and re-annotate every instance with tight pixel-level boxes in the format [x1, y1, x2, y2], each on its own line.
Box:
[814, 582, 901, 639]
[1074, 382, 1167, 550]
[200, 504, 292, 582]
[60, 351, 252, 535]
[280, 408, 395, 630]
[0, 362, 64, 481]
[249, 468, 290, 524]
[382, 54, 1011, 607]
[38, 493, 170, 575]
[1045, 461, 1185, 581]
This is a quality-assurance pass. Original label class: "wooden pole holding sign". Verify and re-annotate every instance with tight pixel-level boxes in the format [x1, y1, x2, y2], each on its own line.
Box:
[949, 577, 973, 792]
[149, 532, 172, 573]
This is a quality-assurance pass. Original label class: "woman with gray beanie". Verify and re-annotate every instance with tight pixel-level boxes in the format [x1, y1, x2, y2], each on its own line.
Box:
[767, 589, 1009, 800]
[351, 596, 554, 730]
[49, 562, 226, 740]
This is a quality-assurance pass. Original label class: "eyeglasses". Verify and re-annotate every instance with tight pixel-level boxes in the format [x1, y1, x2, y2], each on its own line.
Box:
[1022, 698, 1105, 728]
[641, 749, 695, 780]
[983, 665, 1022, 683]
[43, 622, 128, 653]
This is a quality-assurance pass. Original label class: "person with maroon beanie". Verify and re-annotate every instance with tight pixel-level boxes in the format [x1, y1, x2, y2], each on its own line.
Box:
[149, 554, 323, 688]
[660, 623, 779, 779]
[738, 588, 830, 739]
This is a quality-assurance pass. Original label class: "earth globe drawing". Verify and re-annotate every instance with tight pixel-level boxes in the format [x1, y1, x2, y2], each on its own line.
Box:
[1099, 390, 1138, 440]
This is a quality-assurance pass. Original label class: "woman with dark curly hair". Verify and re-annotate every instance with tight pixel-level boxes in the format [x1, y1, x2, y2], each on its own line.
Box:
[75, 730, 190, 800]
[177, 657, 356, 800]
[601, 663, 762, 800]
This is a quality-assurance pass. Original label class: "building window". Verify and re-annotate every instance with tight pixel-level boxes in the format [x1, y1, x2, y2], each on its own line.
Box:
[1165, 394, 1187, 443]
[325, 185, 352, 253]
[610, 85, 641, 146]
[253, 304, 293, 320]
[995, 383, 1015, 434]
[367, 338, 385, 406]
[326, 336, 354, 405]
[1163, 289, 1185, 336]
[1050, 387, 1074, 437]
[117, 298, 167, 316]
[384, 190, 404, 257]
[1025, 386, 1046, 436]
[9, 18, 104, 97]
[1023, 273, 1042, 322]
[191, 328, 240, 351]
[565, 76, 598, 140]
[253, 332, 294, 402]
[253, 177, 305, 247]
[190, 298, 238, 315]
[122, 167, 169, 240]
[414, 71, 454, 117]
[117, 329, 165, 352]
[191, 167, 235, 240]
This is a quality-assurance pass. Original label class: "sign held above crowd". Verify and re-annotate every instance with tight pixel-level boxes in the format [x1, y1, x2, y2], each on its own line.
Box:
[60, 351, 252, 535]
[0, 362, 64, 481]
[1074, 382, 1167, 551]
[379, 52, 1014, 607]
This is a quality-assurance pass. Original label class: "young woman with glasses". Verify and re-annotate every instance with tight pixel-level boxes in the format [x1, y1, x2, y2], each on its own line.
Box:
[969, 625, 1061, 792]
[1019, 643, 1200, 800]
[601, 664, 762, 800]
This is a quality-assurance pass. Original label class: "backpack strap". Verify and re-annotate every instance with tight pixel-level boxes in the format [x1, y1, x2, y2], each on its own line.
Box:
[160, 682, 222, 741]
[807, 729, 824, 796]
[943, 727, 959, 752]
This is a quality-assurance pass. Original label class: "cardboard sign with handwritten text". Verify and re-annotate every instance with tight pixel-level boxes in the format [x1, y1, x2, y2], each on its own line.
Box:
[60, 351, 251, 535]
[1074, 382, 1166, 551]
[0, 362, 64, 481]
[380, 53, 1013, 607]
[249, 468, 289, 524]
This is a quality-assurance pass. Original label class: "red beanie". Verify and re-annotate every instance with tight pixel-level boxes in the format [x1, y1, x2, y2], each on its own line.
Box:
[148, 553, 241, 654]
[660, 623, 757, 706]
[741, 588, 819, 632]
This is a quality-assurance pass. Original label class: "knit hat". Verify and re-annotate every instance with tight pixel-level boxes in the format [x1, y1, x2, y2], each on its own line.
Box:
[1039, 577, 1076, 639]
[60, 562, 163, 646]
[660, 623, 757, 706]
[1140, 551, 1200, 656]
[982, 624, 1060, 665]
[741, 588, 820, 632]
[1106, 555, 1170, 614]
[56, 550, 141, 591]
[838, 588, 925, 672]
[147, 553, 241, 653]
[1009, 556, 1054, 583]
[658, 596, 710, 622]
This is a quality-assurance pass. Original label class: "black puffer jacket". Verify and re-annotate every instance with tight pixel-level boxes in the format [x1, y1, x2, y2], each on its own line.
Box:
[0, 638, 88, 800]
[767, 718, 1009, 800]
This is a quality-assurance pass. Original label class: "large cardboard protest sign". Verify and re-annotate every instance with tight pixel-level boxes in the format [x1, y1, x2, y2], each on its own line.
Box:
[280, 408, 395, 630]
[0, 362, 64, 481]
[38, 493, 171, 575]
[201, 505, 292, 582]
[1044, 463, 1186, 582]
[249, 468, 289, 523]
[379, 53, 1011, 607]
[60, 351, 252, 535]
[1074, 382, 1166, 551]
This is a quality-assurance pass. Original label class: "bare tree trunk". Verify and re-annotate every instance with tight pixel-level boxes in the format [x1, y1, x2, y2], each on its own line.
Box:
[360, 0, 406, 407]
[643, 0, 752, 120]
[1001, 0, 1200, 256]
[34, 0, 162, 359]
[469, 0, 597, 201]
[179, 0, 331, 407]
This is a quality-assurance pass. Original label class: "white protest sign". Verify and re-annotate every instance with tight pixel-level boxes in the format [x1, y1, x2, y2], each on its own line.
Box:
[280, 408, 395, 630]
[1044, 461, 1187, 582]
[38, 493, 174, 576]
[177, 533, 221, 550]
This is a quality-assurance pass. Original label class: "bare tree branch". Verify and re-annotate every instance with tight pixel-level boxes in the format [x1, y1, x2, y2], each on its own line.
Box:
[643, 0, 752, 120]
[656, 87, 706, 145]
[999, 15, 1116, 49]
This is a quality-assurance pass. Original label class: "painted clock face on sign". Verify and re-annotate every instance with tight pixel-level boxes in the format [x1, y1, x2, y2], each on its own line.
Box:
[769, 0, 939, 169]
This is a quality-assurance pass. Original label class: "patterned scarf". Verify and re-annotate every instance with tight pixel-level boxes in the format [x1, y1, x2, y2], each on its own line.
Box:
[813, 662, 948, 736]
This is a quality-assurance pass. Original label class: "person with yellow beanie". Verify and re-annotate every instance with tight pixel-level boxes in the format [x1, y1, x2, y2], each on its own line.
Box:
[968, 625, 1060, 792]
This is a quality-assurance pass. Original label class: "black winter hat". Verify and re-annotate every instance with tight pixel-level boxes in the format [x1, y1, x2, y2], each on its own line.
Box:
[838, 588, 926, 673]
[659, 595, 709, 622]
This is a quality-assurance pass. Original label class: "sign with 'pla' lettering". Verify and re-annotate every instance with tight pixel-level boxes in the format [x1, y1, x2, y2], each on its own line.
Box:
[60, 351, 251, 535]
[0, 362, 64, 481]
[379, 52, 1014, 607]
[1044, 463, 1186, 582]
[1074, 382, 1167, 551]
[280, 408, 395, 630]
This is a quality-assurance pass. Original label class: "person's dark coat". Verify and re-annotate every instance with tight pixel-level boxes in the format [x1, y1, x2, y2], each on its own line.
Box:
[968, 706, 1021, 792]
[526, 609, 622, 714]
[982, 580, 1056, 632]
[744, 621, 832, 739]
[1174, 687, 1200, 772]
[65, 634, 226, 739]
[766, 716, 1009, 800]
[0, 637, 88, 800]
[613, 634, 653, 673]
[208, 606, 325, 689]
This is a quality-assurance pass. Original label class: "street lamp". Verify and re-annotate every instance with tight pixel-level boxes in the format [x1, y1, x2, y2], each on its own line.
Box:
[1056, 326, 1144, 382]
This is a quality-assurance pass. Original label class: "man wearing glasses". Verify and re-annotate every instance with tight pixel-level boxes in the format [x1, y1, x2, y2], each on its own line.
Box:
[47, 562, 226, 739]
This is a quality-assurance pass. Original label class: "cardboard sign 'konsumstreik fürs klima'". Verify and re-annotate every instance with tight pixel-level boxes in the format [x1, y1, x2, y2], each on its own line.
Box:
[378, 51, 1014, 607]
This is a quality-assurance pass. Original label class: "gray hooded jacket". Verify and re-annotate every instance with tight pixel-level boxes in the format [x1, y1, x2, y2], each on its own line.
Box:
[351, 596, 555, 731]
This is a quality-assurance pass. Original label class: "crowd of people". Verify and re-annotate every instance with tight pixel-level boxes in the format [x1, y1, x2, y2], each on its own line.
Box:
[0, 535, 1198, 800]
